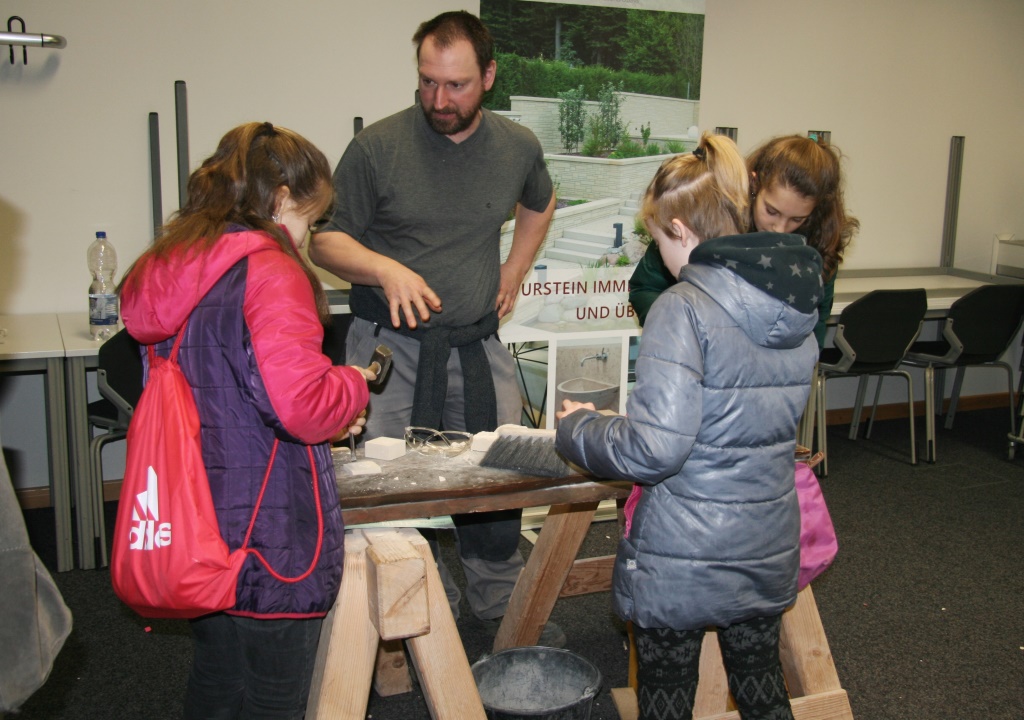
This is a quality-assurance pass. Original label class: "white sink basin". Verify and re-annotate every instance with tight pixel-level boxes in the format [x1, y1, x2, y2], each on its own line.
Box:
[557, 377, 619, 410]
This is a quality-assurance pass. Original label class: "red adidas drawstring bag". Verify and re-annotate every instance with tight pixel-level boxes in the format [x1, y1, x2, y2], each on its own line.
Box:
[110, 323, 324, 619]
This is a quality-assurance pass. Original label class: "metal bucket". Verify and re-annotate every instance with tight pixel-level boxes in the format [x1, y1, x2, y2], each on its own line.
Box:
[471, 646, 602, 720]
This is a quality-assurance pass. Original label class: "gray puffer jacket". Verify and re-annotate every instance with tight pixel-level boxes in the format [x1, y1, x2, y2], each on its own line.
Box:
[556, 233, 821, 630]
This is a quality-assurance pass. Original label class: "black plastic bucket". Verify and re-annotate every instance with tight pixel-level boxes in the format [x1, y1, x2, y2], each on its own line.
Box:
[471, 646, 602, 720]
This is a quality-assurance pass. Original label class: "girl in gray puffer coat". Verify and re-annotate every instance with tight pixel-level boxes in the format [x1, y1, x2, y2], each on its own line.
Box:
[556, 133, 821, 720]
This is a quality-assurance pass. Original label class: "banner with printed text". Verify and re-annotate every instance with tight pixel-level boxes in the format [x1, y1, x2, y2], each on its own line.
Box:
[501, 265, 639, 338]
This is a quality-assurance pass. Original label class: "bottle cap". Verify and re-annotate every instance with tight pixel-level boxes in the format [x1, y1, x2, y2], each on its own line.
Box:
[96, 231, 106, 238]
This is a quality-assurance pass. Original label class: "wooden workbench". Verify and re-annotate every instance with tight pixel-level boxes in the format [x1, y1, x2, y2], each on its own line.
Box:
[306, 447, 630, 719]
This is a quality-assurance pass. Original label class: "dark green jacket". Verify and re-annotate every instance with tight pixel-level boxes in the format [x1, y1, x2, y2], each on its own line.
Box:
[628, 240, 835, 348]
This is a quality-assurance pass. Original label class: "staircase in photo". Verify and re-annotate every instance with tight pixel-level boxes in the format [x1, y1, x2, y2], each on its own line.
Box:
[541, 194, 641, 269]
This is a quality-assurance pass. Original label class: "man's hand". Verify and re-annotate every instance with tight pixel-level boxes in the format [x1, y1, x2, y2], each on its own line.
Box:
[497, 193, 556, 319]
[377, 261, 443, 329]
[310, 231, 441, 329]
[496, 262, 527, 319]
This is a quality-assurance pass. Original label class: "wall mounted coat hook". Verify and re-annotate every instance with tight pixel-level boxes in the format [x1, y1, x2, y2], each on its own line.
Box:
[7, 16, 25, 64]
[3, 16, 68, 65]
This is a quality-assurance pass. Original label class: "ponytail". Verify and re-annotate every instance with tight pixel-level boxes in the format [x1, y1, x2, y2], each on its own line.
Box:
[640, 132, 749, 242]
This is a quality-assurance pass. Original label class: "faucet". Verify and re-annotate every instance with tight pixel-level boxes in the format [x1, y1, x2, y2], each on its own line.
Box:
[580, 348, 609, 366]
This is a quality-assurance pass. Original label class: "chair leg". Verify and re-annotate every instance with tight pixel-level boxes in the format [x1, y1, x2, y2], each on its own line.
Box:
[933, 367, 945, 412]
[866, 376, 885, 439]
[817, 373, 828, 477]
[1000, 362, 1017, 460]
[850, 376, 870, 440]
[89, 434, 107, 567]
[1012, 399, 1024, 461]
[798, 369, 817, 450]
[90, 430, 126, 568]
[899, 371, 917, 466]
[924, 366, 936, 463]
[1017, 342, 1024, 418]
[944, 367, 966, 430]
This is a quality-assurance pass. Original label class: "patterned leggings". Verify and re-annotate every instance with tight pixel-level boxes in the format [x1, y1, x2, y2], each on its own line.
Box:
[634, 615, 794, 720]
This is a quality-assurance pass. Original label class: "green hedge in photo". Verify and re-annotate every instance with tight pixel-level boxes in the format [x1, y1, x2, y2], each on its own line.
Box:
[487, 53, 695, 112]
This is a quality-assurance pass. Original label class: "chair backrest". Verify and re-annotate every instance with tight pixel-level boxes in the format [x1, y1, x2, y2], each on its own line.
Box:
[944, 284, 1024, 362]
[97, 328, 143, 417]
[833, 288, 928, 369]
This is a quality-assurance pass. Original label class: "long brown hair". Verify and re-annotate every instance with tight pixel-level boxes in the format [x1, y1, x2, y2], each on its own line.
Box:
[747, 135, 859, 280]
[640, 132, 749, 242]
[123, 122, 334, 322]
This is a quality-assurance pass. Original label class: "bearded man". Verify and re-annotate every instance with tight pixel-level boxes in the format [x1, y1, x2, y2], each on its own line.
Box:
[309, 10, 561, 645]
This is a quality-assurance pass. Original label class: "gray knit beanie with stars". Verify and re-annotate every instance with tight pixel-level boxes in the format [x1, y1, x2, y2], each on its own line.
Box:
[688, 232, 824, 314]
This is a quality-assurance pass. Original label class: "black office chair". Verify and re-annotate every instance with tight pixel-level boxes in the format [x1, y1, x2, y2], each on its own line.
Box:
[815, 288, 928, 476]
[902, 283, 1024, 462]
[87, 328, 143, 566]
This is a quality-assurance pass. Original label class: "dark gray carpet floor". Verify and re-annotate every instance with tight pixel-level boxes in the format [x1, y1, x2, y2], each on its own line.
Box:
[15, 407, 1024, 719]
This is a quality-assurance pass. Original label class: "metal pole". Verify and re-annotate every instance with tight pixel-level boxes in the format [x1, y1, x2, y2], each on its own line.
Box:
[940, 136, 965, 269]
[148, 112, 162, 240]
[174, 80, 189, 209]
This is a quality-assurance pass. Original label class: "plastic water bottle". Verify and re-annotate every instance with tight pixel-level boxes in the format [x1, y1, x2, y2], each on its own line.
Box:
[88, 231, 119, 341]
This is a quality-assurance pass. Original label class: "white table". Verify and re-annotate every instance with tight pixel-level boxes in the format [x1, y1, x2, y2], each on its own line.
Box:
[0, 313, 74, 571]
[831, 267, 994, 318]
[57, 312, 113, 570]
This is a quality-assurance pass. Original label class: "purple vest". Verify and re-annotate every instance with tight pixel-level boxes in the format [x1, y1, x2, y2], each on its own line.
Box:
[150, 259, 344, 617]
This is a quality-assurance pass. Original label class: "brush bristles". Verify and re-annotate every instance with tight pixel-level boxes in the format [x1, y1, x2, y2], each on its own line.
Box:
[480, 435, 572, 478]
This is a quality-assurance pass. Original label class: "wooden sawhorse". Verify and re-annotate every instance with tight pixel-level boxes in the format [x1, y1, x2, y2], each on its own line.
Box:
[610, 585, 854, 720]
[306, 528, 486, 719]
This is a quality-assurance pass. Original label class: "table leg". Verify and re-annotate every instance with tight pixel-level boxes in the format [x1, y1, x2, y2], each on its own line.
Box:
[65, 356, 96, 569]
[44, 358, 74, 572]
[493, 500, 599, 652]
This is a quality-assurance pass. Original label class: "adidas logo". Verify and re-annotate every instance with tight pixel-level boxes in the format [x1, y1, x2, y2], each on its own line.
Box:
[129, 466, 172, 550]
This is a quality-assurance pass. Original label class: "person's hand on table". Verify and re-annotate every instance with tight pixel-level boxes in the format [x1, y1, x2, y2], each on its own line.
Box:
[555, 399, 596, 420]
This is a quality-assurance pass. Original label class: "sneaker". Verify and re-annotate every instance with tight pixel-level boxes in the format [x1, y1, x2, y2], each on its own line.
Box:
[471, 616, 567, 649]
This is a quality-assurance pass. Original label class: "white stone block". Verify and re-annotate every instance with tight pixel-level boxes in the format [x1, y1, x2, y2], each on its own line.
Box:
[339, 459, 382, 476]
[471, 431, 499, 452]
[364, 436, 407, 461]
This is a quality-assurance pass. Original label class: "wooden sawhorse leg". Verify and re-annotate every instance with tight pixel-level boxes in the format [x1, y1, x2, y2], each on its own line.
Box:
[307, 528, 486, 719]
[306, 532, 378, 719]
[494, 500, 600, 651]
[611, 585, 855, 720]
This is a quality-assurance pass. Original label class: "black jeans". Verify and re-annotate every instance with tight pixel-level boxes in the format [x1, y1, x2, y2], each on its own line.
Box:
[634, 615, 793, 720]
[183, 613, 322, 720]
